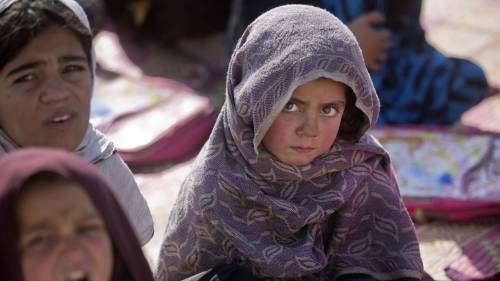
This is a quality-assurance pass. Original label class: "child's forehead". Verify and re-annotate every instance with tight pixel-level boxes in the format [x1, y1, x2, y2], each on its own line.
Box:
[291, 78, 347, 102]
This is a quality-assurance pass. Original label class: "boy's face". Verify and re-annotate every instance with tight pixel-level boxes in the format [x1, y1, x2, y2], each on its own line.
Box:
[262, 78, 346, 166]
[0, 25, 92, 151]
[16, 179, 113, 281]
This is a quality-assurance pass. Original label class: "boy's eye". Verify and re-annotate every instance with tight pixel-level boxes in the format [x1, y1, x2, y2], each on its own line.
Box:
[321, 105, 338, 116]
[78, 223, 104, 234]
[283, 102, 299, 112]
[63, 64, 86, 74]
[13, 73, 37, 84]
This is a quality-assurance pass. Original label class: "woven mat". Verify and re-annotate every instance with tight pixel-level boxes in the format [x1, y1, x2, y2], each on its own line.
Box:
[416, 220, 500, 280]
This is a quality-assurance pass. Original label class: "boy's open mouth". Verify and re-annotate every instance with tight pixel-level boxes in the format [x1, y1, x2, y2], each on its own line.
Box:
[52, 114, 72, 124]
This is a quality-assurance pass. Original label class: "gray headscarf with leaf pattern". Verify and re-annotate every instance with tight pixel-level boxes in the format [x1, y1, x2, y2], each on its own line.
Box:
[157, 5, 423, 281]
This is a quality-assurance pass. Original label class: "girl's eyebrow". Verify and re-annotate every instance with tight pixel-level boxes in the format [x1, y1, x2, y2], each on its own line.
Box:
[20, 220, 50, 234]
[20, 212, 100, 234]
[289, 97, 346, 106]
[288, 97, 305, 105]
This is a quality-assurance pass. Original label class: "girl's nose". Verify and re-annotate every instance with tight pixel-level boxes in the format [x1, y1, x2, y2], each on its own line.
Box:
[297, 113, 319, 137]
[60, 236, 86, 262]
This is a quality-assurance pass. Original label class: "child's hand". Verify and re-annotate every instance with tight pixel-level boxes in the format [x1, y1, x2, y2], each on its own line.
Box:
[347, 11, 392, 72]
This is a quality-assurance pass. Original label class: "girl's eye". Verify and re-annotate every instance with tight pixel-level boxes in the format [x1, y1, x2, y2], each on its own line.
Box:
[13, 74, 37, 84]
[22, 233, 52, 250]
[321, 105, 338, 117]
[283, 102, 299, 112]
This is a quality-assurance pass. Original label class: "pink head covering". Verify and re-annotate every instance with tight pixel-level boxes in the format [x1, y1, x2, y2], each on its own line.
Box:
[0, 148, 154, 281]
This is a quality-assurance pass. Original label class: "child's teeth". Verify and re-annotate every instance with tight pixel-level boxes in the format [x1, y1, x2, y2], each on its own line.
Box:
[66, 271, 86, 281]
[53, 115, 70, 123]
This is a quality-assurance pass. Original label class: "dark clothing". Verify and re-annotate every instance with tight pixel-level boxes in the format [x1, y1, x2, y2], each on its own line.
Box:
[225, 0, 489, 125]
[105, 0, 231, 42]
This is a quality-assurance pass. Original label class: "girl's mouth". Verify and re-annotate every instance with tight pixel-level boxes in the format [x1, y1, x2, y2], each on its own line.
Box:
[291, 146, 315, 153]
[65, 270, 89, 281]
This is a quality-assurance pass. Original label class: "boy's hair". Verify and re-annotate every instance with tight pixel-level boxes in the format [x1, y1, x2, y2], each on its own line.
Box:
[338, 88, 368, 143]
[0, 0, 92, 71]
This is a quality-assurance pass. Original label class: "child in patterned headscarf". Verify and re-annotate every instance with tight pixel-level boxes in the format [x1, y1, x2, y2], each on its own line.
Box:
[157, 4, 423, 281]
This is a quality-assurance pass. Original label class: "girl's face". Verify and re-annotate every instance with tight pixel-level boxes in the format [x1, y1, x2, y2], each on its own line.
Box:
[262, 78, 346, 166]
[16, 179, 113, 281]
[0, 24, 92, 151]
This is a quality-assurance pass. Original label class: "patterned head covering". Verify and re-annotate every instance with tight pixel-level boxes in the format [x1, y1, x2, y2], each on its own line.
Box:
[0, 148, 155, 281]
[157, 5, 423, 281]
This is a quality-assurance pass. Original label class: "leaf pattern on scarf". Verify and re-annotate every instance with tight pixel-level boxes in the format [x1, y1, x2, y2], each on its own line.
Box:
[373, 214, 399, 242]
[222, 223, 255, 249]
[226, 137, 239, 156]
[244, 167, 269, 186]
[351, 150, 366, 165]
[192, 224, 215, 243]
[295, 256, 324, 271]
[162, 242, 180, 257]
[219, 175, 243, 202]
[318, 153, 348, 166]
[261, 169, 278, 182]
[269, 197, 299, 215]
[240, 128, 254, 144]
[348, 232, 372, 255]
[350, 163, 372, 176]
[247, 208, 272, 225]
[401, 241, 421, 256]
[186, 249, 199, 268]
[222, 238, 238, 256]
[263, 245, 283, 263]
[274, 160, 302, 178]
[238, 102, 251, 118]
[273, 232, 299, 246]
[280, 183, 299, 200]
[351, 183, 369, 213]
[203, 142, 224, 161]
[199, 192, 216, 211]
[309, 189, 343, 203]
[304, 205, 326, 224]
[372, 168, 391, 187]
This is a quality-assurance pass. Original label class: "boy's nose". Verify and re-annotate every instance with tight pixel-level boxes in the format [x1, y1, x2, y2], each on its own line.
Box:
[40, 77, 71, 103]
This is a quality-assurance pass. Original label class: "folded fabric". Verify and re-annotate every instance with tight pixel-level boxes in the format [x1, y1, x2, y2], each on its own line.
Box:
[445, 227, 500, 281]
[370, 126, 500, 221]
[92, 76, 216, 167]
[91, 30, 217, 167]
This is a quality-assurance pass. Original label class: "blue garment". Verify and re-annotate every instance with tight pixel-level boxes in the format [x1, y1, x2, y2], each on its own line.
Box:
[322, 0, 489, 124]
